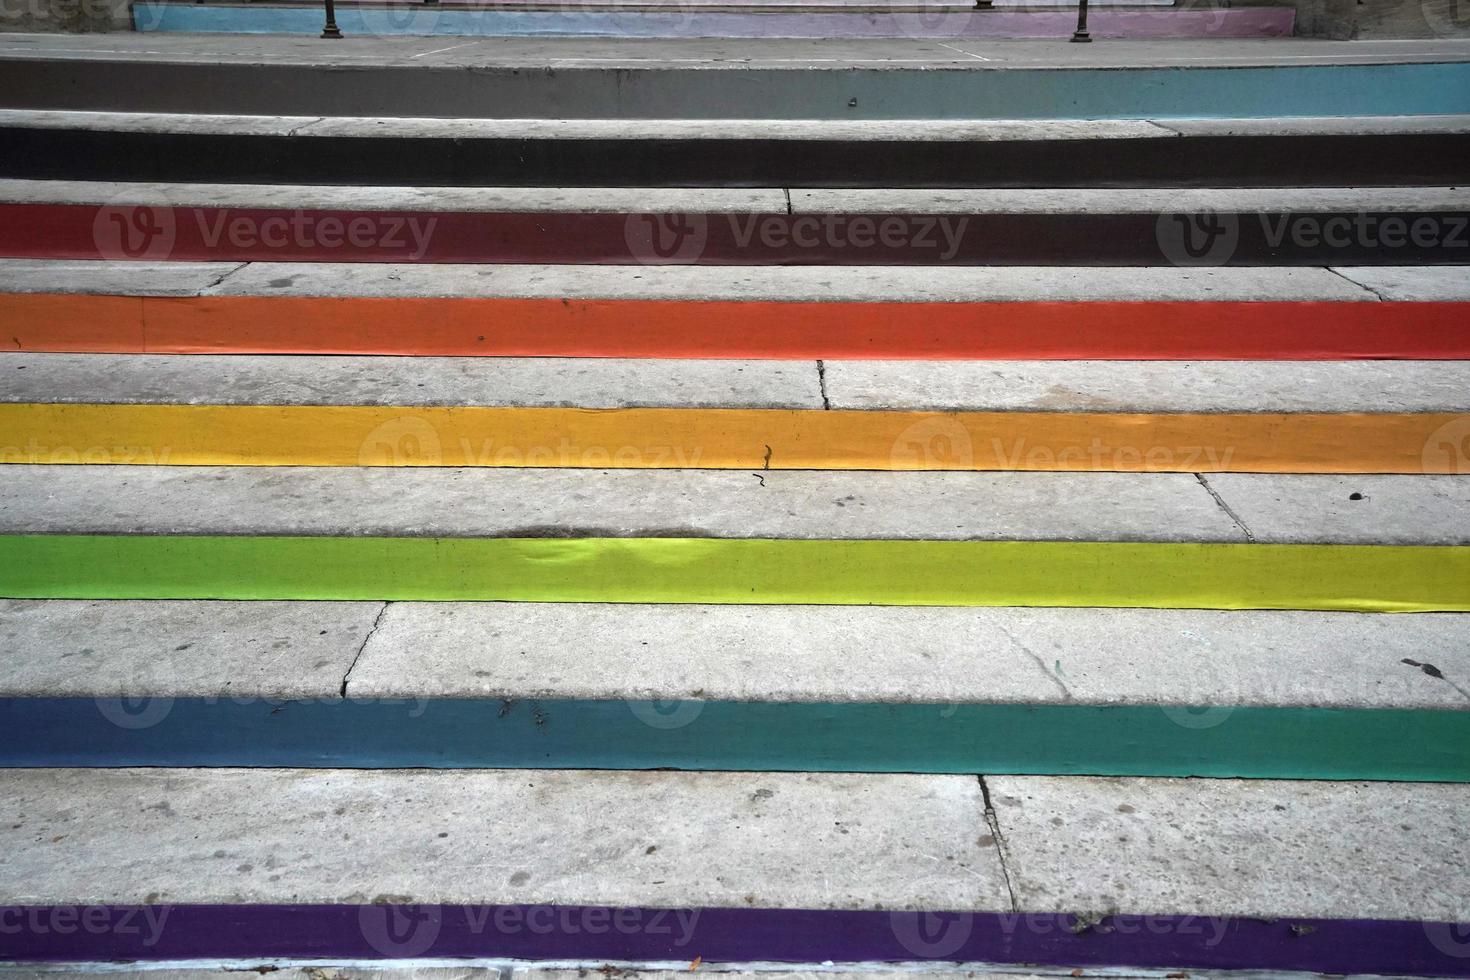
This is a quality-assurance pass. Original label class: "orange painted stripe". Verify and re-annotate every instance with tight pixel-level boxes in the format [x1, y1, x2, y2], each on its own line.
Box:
[3, 293, 1469, 359]
[4, 404, 1466, 473]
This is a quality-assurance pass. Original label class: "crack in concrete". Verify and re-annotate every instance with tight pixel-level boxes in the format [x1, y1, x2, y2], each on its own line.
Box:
[782, 187, 794, 215]
[1195, 472, 1256, 543]
[815, 359, 831, 410]
[1143, 118, 1186, 136]
[340, 602, 389, 698]
[978, 776, 1020, 913]
[1402, 658, 1470, 702]
[1325, 266, 1389, 301]
[201, 261, 250, 294]
[286, 116, 327, 137]
[995, 620, 1071, 701]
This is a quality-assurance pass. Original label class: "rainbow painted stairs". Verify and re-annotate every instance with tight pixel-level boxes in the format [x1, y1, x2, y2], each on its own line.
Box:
[1, 33, 1470, 979]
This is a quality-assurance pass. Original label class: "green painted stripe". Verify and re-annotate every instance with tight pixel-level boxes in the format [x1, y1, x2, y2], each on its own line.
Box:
[4, 697, 1468, 781]
[1, 535, 1468, 610]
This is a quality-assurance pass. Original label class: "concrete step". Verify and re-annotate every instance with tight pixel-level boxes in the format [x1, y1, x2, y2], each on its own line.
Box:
[131, 1, 1295, 39]
[10, 351, 1470, 413]
[10, 402, 1462, 472]
[0, 767, 1465, 976]
[4, 468, 1466, 543]
[3, 181, 1467, 265]
[1, 598, 1466, 779]
[6, 259, 1468, 359]
[3, 352, 1467, 473]
[11, 109, 1466, 187]
[0, 469, 1466, 607]
[2, 35, 1468, 119]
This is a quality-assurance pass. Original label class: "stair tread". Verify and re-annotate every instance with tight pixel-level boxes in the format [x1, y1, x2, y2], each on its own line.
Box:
[11, 353, 1470, 412]
[0, 469, 1465, 544]
[12, 108, 1469, 139]
[5, 598, 1469, 708]
[0, 767, 1003, 909]
[6, 178, 1467, 213]
[7, 259, 1428, 301]
[2, 766, 1465, 923]
[4, 33, 1467, 70]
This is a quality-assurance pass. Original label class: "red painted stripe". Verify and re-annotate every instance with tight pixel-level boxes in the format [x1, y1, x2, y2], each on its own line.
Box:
[5, 293, 1468, 359]
[8, 202, 1468, 267]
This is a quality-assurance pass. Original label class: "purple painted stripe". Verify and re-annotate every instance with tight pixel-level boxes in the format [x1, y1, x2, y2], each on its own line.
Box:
[2, 906, 1468, 975]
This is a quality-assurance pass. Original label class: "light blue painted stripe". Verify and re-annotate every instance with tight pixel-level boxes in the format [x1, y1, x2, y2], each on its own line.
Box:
[132, 3, 1292, 37]
[3, 697, 1468, 781]
[115, 9, 1470, 120]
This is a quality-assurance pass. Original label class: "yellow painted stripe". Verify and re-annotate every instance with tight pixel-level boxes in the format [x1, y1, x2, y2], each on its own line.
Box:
[1, 404, 1466, 473]
[2, 536, 1467, 611]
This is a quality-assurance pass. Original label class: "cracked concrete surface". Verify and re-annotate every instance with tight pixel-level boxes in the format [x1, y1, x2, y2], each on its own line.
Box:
[10, 599, 1467, 709]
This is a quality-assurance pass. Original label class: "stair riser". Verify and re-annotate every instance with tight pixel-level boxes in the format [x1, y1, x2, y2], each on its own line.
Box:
[9, 295, 1470, 359]
[4, 537, 1469, 611]
[1, 904, 1465, 976]
[4, 129, 1464, 188]
[1, 405, 1465, 473]
[3, 60, 1468, 119]
[5, 204, 1468, 265]
[3, 698, 1467, 781]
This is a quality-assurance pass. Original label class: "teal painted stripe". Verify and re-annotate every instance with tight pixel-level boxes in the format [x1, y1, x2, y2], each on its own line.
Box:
[4, 697, 1467, 781]
[124, 7, 1470, 119]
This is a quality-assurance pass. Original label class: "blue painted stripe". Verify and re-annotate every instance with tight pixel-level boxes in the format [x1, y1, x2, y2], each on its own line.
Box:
[3, 697, 1468, 780]
[117, 10, 1470, 119]
[131, 3, 1292, 38]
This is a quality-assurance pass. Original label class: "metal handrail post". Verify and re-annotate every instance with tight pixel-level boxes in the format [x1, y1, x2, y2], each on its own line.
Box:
[322, 0, 343, 37]
[1071, 0, 1091, 41]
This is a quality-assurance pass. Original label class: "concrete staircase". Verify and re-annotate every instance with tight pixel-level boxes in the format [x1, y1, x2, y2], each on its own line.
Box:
[126, 0, 1295, 39]
[0, 33, 1469, 979]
